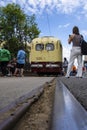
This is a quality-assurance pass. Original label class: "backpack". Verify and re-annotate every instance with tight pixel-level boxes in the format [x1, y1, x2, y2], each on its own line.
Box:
[81, 39, 87, 55]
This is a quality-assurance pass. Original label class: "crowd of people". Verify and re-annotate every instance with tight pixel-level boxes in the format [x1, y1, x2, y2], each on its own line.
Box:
[0, 26, 87, 78]
[0, 45, 26, 77]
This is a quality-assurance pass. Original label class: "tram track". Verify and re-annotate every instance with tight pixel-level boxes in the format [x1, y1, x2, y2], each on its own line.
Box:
[51, 79, 87, 130]
[0, 77, 87, 130]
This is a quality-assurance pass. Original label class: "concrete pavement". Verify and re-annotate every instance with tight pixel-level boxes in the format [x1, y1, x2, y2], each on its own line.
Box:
[0, 77, 54, 110]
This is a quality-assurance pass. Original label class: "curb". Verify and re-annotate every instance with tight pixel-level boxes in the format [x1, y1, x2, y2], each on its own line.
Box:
[0, 85, 44, 130]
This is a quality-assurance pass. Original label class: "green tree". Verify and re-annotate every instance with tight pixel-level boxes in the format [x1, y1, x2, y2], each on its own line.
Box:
[0, 3, 40, 57]
[23, 14, 40, 50]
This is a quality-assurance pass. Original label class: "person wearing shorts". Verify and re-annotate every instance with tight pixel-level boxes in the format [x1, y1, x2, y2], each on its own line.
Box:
[14, 46, 26, 77]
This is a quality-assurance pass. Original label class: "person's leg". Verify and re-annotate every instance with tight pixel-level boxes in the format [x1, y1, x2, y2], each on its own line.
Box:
[20, 68, 24, 76]
[11, 67, 16, 75]
[14, 68, 18, 76]
[13, 63, 19, 76]
[66, 48, 76, 77]
[1, 61, 8, 76]
[1, 62, 4, 76]
[20, 64, 24, 77]
[77, 55, 82, 77]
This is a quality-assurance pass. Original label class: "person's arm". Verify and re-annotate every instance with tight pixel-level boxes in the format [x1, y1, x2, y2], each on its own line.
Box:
[7, 50, 11, 60]
[17, 51, 21, 59]
[68, 34, 75, 44]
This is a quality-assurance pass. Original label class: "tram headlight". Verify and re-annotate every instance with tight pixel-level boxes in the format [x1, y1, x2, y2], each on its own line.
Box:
[46, 64, 60, 67]
[38, 64, 43, 67]
[51, 64, 60, 67]
[31, 64, 43, 67]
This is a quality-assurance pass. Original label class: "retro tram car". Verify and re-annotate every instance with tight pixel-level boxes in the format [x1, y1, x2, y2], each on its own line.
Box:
[30, 36, 63, 75]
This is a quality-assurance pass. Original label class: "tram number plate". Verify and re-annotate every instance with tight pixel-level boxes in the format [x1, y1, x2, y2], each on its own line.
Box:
[36, 57, 42, 60]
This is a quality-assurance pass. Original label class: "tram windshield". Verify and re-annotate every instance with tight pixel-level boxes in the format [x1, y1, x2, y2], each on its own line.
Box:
[36, 44, 44, 51]
[45, 43, 54, 51]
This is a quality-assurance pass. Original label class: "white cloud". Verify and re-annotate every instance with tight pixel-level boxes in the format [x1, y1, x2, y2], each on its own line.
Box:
[58, 23, 70, 28]
[0, 1, 6, 6]
[0, 0, 87, 16]
[56, 0, 81, 14]
[80, 30, 87, 40]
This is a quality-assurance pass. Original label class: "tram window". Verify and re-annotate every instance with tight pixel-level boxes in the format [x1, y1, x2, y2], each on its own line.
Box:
[36, 44, 44, 51]
[45, 43, 54, 51]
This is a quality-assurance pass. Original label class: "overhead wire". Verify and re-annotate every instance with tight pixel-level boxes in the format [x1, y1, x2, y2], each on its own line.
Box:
[46, 12, 51, 36]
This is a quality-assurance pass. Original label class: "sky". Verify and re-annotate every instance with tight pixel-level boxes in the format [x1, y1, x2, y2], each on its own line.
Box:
[1, 0, 87, 63]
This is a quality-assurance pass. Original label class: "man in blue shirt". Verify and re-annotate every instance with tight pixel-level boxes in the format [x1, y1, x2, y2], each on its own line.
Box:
[14, 46, 26, 77]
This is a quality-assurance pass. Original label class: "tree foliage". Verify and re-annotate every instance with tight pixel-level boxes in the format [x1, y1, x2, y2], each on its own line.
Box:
[0, 3, 40, 57]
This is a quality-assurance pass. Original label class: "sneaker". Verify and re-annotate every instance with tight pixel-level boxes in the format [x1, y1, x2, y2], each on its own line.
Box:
[76, 76, 83, 78]
[7, 73, 11, 77]
[79, 76, 83, 78]
[65, 75, 70, 78]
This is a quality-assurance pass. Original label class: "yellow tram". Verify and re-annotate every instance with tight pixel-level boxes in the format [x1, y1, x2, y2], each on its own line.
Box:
[30, 36, 63, 75]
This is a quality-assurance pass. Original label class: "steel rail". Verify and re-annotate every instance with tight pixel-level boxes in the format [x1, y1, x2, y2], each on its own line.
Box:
[51, 79, 87, 130]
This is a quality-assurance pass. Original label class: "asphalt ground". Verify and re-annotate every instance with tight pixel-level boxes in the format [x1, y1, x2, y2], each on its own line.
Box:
[58, 76, 87, 111]
[0, 77, 54, 111]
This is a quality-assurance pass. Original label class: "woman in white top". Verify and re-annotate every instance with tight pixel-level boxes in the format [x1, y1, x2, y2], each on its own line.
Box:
[65, 26, 82, 78]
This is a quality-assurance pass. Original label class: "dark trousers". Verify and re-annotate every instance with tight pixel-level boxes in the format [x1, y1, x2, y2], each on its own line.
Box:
[1, 61, 9, 76]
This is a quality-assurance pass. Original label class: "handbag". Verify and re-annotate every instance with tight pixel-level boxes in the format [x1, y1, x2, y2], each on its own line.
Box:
[80, 39, 87, 55]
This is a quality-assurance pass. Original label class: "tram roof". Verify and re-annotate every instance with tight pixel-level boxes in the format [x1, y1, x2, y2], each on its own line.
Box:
[31, 36, 61, 44]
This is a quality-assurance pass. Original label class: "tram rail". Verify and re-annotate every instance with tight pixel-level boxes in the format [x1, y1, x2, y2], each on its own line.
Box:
[51, 79, 87, 130]
[0, 77, 87, 130]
